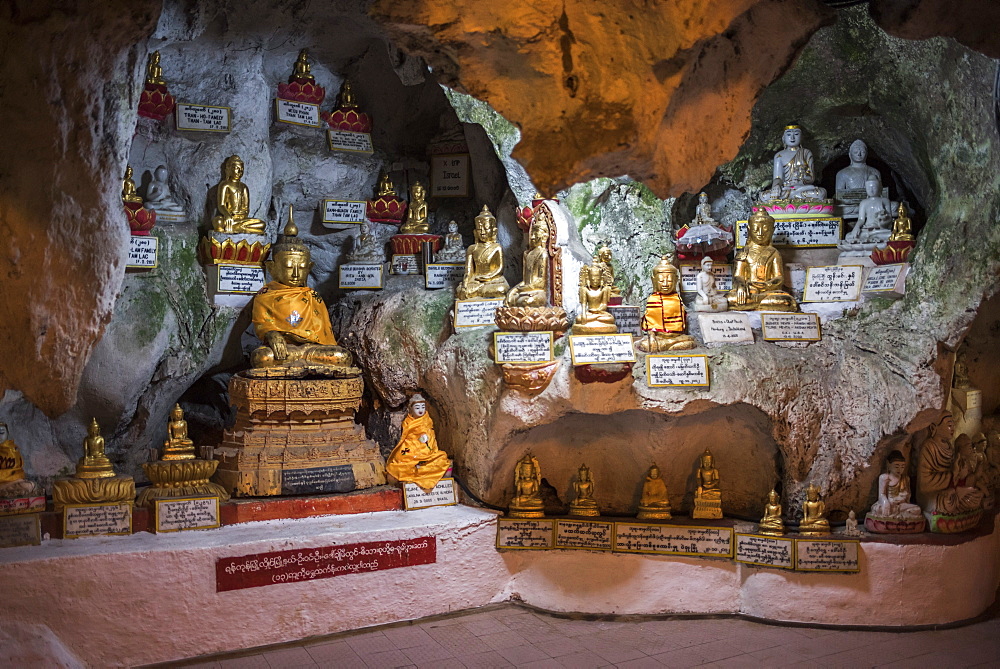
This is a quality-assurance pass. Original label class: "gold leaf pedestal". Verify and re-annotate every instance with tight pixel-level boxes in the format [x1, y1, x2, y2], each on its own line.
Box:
[137, 460, 230, 507]
[52, 477, 135, 513]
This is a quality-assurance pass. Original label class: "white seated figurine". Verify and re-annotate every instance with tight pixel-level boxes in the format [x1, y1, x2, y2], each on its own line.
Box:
[346, 220, 385, 264]
[846, 177, 894, 244]
[143, 165, 187, 221]
[835, 139, 881, 219]
[693, 256, 727, 312]
[843, 510, 862, 536]
[435, 220, 466, 263]
[758, 125, 828, 203]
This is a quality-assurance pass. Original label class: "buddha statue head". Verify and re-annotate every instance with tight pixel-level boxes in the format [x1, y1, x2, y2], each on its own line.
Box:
[929, 411, 955, 441]
[579, 464, 591, 482]
[746, 209, 776, 246]
[0, 423, 7, 443]
[170, 403, 184, 423]
[266, 208, 311, 288]
[517, 454, 536, 478]
[529, 215, 549, 248]
[849, 138, 868, 163]
[474, 205, 498, 243]
[768, 489, 779, 504]
[782, 124, 802, 149]
[408, 393, 427, 418]
[651, 255, 680, 294]
[700, 449, 714, 469]
[806, 483, 821, 501]
[410, 181, 426, 203]
[648, 464, 661, 479]
[595, 243, 612, 265]
[865, 177, 882, 198]
[699, 192, 709, 205]
[886, 450, 907, 477]
[223, 155, 245, 182]
[701, 255, 713, 272]
[338, 79, 358, 108]
[586, 264, 604, 289]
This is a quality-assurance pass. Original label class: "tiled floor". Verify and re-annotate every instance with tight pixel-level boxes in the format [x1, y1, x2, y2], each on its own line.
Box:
[174, 603, 1000, 668]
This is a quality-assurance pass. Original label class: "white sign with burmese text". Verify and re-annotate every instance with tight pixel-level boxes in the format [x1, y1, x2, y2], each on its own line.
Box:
[327, 130, 374, 153]
[454, 298, 503, 329]
[339, 263, 383, 290]
[425, 264, 465, 289]
[697, 312, 754, 345]
[863, 263, 908, 296]
[646, 354, 710, 387]
[321, 199, 367, 225]
[127, 236, 158, 269]
[761, 312, 821, 341]
[175, 103, 232, 132]
[680, 264, 733, 293]
[275, 99, 321, 127]
[802, 265, 863, 303]
[403, 478, 458, 510]
[494, 331, 554, 364]
[568, 334, 637, 365]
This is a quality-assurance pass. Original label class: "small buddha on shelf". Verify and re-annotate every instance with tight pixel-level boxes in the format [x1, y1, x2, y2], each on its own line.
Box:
[0, 423, 41, 500]
[890, 202, 915, 242]
[693, 256, 728, 312]
[592, 244, 622, 302]
[162, 404, 195, 460]
[138, 51, 175, 121]
[568, 464, 600, 517]
[691, 449, 722, 519]
[400, 182, 429, 234]
[845, 177, 894, 244]
[123, 165, 156, 235]
[52, 418, 135, 512]
[637, 464, 671, 520]
[799, 483, 831, 535]
[435, 221, 466, 263]
[758, 125, 828, 204]
[636, 256, 696, 352]
[346, 220, 385, 264]
[324, 79, 372, 133]
[572, 264, 617, 335]
[456, 205, 509, 300]
[844, 510, 862, 536]
[211, 155, 266, 235]
[277, 49, 325, 104]
[386, 394, 451, 493]
[78, 418, 117, 479]
[758, 489, 785, 535]
[865, 449, 924, 533]
[508, 454, 545, 518]
[366, 172, 407, 225]
[505, 211, 550, 308]
[144, 165, 186, 223]
[727, 209, 798, 312]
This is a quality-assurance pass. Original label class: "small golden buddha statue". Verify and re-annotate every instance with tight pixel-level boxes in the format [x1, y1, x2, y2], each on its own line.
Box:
[637, 464, 671, 520]
[211, 155, 266, 235]
[162, 404, 196, 461]
[799, 483, 831, 535]
[889, 202, 915, 242]
[375, 172, 394, 197]
[399, 182, 429, 234]
[636, 256, 696, 352]
[592, 244, 622, 299]
[338, 79, 359, 107]
[568, 464, 600, 517]
[251, 208, 354, 372]
[0, 423, 41, 499]
[691, 449, 722, 519]
[386, 394, 451, 492]
[291, 49, 314, 82]
[122, 165, 142, 204]
[505, 213, 550, 308]
[508, 453, 545, 518]
[572, 264, 617, 335]
[146, 51, 165, 86]
[727, 209, 797, 312]
[76, 418, 116, 479]
[759, 489, 785, 535]
[456, 205, 509, 300]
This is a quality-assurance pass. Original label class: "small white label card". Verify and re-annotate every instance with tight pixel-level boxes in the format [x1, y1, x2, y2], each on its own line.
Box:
[454, 298, 503, 329]
[127, 236, 158, 269]
[403, 478, 458, 510]
[680, 263, 733, 292]
[274, 98, 321, 127]
[154, 496, 221, 533]
[327, 130, 374, 153]
[697, 312, 754, 345]
[321, 199, 367, 225]
[613, 523, 734, 557]
[608, 305, 642, 336]
[735, 533, 795, 570]
[496, 518, 555, 549]
[568, 334, 637, 365]
[425, 263, 465, 289]
[802, 265, 864, 302]
[391, 254, 421, 275]
[761, 312, 821, 342]
[430, 154, 470, 197]
[646, 354, 710, 387]
[63, 502, 132, 539]
[737, 217, 842, 248]
[339, 263, 384, 290]
[794, 538, 860, 573]
[494, 331, 554, 364]
[0, 513, 41, 548]
[862, 263, 908, 297]
[175, 102, 232, 132]
[217, 264, 265, 294]
[554, 519, 614, 551]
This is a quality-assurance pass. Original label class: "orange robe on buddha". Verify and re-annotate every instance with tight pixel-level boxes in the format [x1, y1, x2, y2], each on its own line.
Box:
[386, 413, 451, 492]
[253, 282, 336, 345]
[641, 292, 686, 334]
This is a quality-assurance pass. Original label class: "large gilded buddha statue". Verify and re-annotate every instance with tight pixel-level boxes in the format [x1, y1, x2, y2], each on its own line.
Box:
[456, 205, 509, 300]
[727, 209, 798, 312]
[211, 155, 266, 235]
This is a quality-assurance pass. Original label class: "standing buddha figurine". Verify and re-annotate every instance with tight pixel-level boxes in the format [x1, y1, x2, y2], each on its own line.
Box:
[211, 155, 266, 235]
[568, 464, 600, 517]
[758, 489, 785, 535]
[637, 464, 671, 520]
[386, 394, 451, 492]
[799, 483, 831, 535]
[636, 256, 696, 352]
[456, 205, 509, 300]
[399, 182, 429, 234]
[691, 449, 722, 519]
[572, 264, 617, 334]
[508, 454, 545, 518]
[727, 209, 798, 312]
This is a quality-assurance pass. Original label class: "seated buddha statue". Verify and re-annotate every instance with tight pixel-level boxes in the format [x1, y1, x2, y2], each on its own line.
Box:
[0, 423, 40, 498]
[386, 394, 451, 493]
[890, 202, 915, 242]
[162, 404, 195, 461]
[799, 483, 831, 535]
[727, 209, 798, 312]
[346, 220, 385, 264]
[846, 177, 894, 244]
[636, 256, 696, 352]
[758, 125, 828, 203]
[456, 205, 509, 300]
[637, 464, 671, 520]
[251, 210, 354, 372]
[211, 155, 266, 235]
[693, 256, 728, 312]
[122, 165, 142, 204]
[505, 214, 549, 308]
[435, 221, 466, 263]
[692, 449, 723, 519]
[76, 418, 116, 479]
[568, 464, 600, 517]
[592, 244, 621, 300]
[399, 182, 429, 234]
[759, 489, 785, 535]
[917, 411, 984, 519]
[292, 49, 313, 82]
[573, 264, 617, 335]
[508, 453, 545, 518]
[146, 50, 166, 86]
[144, 165, 186, 220]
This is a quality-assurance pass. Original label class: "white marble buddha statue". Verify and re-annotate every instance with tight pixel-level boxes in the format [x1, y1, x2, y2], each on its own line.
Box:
[435, 220, 466, 263]
[346, 220, 385, 264]
[144, 165, 186, 221]
[759, 125, 828, 203]
[846, 177, 894, 244]
[835, 139, 881, 218]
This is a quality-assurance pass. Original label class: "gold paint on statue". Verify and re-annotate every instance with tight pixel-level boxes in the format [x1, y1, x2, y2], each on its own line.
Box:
[291, 49, 314, 82]
[76, 418, 116, 479]
[759, 488, 785, 535]
[145, 51, 165, 86]
[211, 155, 267, 235]
[506, 212, 550, 308]
[509, 453, 545, 518]
[162, 404, 195, 460]
[637, 464, 671, 520]
[636, 256, 696, 352]
[338, 79, 359, 108]
[569, 464, 600, 517]
[52, 418, 135, 512]
[122, 165, 142, 203]
[400, 182, 429, 234]
[799, 483, 831, 535]
[592, 244, 621, 298]
[889, 202, 915, 242]
[386, 394, 451, 493]
[727, 209, 797, 311]
[375, 171, 395, 197]
[691, 449, 722, 519]
[0, 428, 26, 484]
[572, 264, 617, 335]
[456, 205, 509, 300]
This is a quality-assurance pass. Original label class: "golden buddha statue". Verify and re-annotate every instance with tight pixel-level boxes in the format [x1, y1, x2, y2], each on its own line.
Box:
[386, 394, 451, 492]
[456, 205, 509, 300]
[889, 202, 915, 242]
[759, 489, 785, 535]
[338, 79, 359, 107]
[0, 423, 41, 499]
[162, 404, 196, 461]
[592, 244, 622, 299]
[76, 418, 116, 479]
[399, 182, 429, 234]
[508, 453, 545, 518]
[572, 264, 617, 335]
[568, 464, 600, 517]
[211, 155, 266, 235]
[146, 51, 165, 86]
[637, 464, 671, 520]
[727, 209, 797, 312]
[799, 483, 831, 535]
[505, 213, 549, 308]
[636, 256, 696, 352]
[291, 49, 313, 82]
[251, 209, 354, 372]
[375, 171, 394, 197]
[691, 449, 722, 519]
[122, 165, 142, 204]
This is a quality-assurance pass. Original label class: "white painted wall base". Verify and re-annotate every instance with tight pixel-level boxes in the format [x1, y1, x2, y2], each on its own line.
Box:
[1, 507, 998, 666]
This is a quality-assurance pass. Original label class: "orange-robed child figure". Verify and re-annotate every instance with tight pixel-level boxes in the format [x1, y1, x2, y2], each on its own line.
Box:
[386, 394, 451, 492]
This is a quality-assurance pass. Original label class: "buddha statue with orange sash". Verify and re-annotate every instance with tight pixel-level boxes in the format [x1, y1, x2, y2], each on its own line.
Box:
[386, 394, 451, 492]
[636, 256, 696, 353]
[251, 209, 354, 372]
